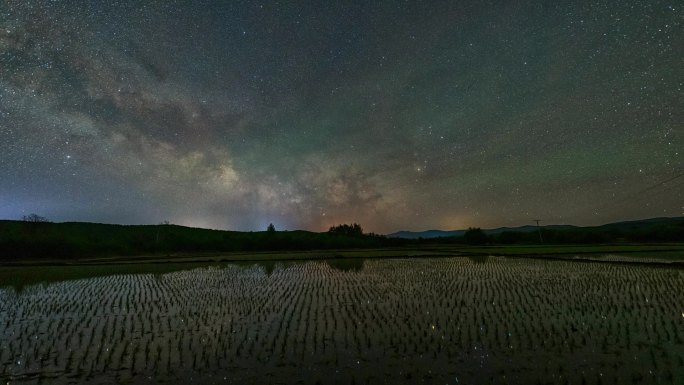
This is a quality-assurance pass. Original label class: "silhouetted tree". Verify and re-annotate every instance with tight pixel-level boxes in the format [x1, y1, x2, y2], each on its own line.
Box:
[22, 214, 49, 223]
[328, 223, 363, 236]
[267, 223, 276, 232]
[464, 227, 488, 245]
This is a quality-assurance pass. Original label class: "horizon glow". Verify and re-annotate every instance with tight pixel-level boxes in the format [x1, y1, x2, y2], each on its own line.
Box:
[0, 0, 682, 233]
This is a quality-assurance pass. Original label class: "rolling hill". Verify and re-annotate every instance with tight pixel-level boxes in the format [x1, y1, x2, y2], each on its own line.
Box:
[387, 217, 683, 239]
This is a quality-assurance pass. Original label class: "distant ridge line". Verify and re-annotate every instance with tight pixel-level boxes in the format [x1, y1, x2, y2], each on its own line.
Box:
[386, 216, 684, 239]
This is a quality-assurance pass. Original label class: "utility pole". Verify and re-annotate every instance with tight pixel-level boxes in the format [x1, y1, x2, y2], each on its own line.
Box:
[533, 219, 544, 243]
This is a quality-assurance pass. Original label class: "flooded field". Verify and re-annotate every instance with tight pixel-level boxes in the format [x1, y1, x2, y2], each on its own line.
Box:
[1, 257, 683, 384]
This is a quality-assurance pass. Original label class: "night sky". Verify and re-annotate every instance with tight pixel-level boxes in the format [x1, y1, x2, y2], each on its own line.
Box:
[1, 1, 681, 233]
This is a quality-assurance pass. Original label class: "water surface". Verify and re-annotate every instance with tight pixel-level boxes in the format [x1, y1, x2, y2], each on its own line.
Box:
[1, 257, 682, 384]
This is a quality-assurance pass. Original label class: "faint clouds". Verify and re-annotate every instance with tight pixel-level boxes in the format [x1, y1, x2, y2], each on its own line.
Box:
[51, 112, 101, 137]
[108, 131, 241, 192]
[215, 165, 239, 187]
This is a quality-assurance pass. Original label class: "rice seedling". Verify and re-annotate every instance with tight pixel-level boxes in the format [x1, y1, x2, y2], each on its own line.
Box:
[0, 257, 682, 384]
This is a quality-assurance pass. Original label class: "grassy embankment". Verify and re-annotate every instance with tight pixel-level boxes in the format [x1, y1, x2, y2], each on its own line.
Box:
[0, 220, 397, 263]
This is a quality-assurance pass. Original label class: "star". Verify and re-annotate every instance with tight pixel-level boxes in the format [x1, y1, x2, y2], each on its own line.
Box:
[0, 0, 679, 232]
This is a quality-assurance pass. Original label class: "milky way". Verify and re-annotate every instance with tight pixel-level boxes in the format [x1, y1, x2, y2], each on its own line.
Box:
[0, 0, 681, 232]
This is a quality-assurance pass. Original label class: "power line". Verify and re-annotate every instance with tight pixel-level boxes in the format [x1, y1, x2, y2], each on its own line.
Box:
[603, 170, 684, 210]
[533, 219, 543, 243]
[633, 171, 684, 196]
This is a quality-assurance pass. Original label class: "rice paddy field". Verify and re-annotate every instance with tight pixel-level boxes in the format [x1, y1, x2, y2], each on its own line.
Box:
[1, 256, 683, 384]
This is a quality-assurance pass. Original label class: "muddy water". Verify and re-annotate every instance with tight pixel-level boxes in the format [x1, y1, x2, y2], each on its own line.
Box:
[1, 257, 682, 384]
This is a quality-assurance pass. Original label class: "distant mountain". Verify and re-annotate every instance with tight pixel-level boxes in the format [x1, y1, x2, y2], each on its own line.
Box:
[593, 217, 684, 230]
[386, 225, 576, 239]
[485, 224, 577, 235]
[386, 217, 684, 239]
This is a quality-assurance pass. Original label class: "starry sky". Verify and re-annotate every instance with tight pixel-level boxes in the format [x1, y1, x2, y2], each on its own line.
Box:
[0, 0, 682, 233]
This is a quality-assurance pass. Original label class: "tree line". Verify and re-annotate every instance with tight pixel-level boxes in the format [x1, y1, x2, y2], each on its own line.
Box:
[0, 220, 399, 260]
[430, 224, 684, 245]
